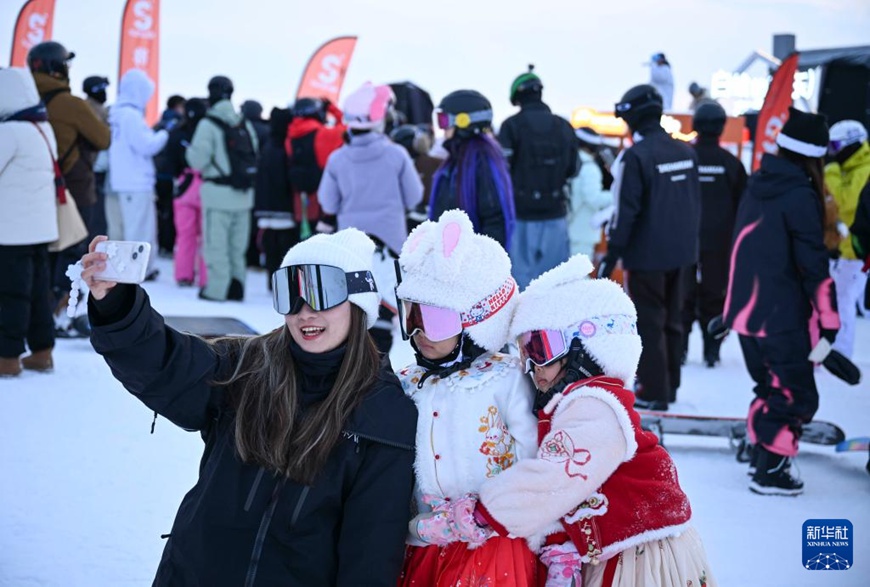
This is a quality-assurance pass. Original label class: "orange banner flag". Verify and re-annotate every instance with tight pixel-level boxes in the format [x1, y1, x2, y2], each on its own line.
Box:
[9, 0, 56, 67]
[296, 36, 358, 103]
[752, 53, 799, 172]
[118, 0, 160, 125]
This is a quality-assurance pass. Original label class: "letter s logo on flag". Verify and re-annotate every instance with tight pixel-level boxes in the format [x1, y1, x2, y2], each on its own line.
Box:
[25, 12, 49, 47]
[317, 54, 343, 87]
[10, 0, 57, 67]
[133, 0, 154, 31]
[119, 0, 161, 125]
[296, 36, 358, 104]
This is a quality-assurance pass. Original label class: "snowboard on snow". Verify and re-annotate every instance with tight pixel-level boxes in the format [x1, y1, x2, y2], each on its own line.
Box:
[637, 411, 846, 447]
[164, 316, 258, 337]
[836, 437, 870, 452]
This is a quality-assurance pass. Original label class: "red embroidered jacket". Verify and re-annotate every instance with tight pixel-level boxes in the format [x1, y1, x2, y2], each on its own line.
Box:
[477, 376, 692, 563]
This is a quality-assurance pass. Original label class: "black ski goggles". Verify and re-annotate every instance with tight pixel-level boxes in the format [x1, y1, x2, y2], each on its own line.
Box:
[271, 264, 377, 315]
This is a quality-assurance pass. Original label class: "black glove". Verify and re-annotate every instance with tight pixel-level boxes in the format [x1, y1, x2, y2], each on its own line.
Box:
[820, 326, 839, 345]
[822, 349, 862, 386]
[597, 250, 619, 280]
[315, 214, 337, 235]
[707, 315, 730, 341]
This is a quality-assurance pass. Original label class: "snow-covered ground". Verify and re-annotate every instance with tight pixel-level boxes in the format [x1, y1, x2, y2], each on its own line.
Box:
[1, 256, 868, 586]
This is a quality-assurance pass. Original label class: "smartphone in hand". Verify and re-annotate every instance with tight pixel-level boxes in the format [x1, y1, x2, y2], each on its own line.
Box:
[94, 241, 151, 283]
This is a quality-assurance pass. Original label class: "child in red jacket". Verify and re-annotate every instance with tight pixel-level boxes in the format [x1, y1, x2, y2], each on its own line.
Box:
[450, 255, 716, 586]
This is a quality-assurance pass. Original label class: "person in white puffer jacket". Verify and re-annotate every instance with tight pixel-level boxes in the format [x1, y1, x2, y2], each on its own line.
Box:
[0, 67, 60, 376]
[394, 210, 539, 587]
[108, 69, 169, 278]
[568, 128, 614, 258]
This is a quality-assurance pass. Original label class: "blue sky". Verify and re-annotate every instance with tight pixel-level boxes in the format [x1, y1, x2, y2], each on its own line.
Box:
[2, 0, 869, 123]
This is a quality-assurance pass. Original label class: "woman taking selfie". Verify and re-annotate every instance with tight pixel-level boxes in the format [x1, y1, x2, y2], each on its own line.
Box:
[82, 229, 417, 586]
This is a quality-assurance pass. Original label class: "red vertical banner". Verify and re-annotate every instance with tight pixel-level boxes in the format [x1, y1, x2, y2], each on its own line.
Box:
[9, 0, 56, 67]
[119, 0, 160, 125]
[752, 53, 799, 171]
[296, 36, 358, 103]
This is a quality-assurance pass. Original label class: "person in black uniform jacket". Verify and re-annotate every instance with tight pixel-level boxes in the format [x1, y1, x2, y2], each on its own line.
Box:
[682, 102, 747, 367]
[254, 107, 296, 289]
[724, 108, 839, 496]
[81, 229, 417, 586]
[598, 85, 701, 411]
[499, 65, 579, 290]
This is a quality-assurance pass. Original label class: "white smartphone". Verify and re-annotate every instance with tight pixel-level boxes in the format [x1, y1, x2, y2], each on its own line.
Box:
[94, 241, 151, 283]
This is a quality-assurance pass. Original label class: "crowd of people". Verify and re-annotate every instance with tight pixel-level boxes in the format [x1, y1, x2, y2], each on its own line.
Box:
[2, 38, 869, 586]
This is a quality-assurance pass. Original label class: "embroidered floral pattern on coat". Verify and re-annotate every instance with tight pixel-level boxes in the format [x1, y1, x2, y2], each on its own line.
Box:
[539, 430, 592, 479]
[478, 406, 516, 477]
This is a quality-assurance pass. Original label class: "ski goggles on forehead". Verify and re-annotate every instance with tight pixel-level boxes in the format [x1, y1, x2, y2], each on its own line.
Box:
[397, 300, 463, 342]
[436, 109, 493, 130]
[271, 265, 376, 315]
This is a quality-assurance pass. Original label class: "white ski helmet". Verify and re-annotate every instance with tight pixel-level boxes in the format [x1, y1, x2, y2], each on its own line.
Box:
[828, 120, 868, 155]
[343, 82, 395, 132]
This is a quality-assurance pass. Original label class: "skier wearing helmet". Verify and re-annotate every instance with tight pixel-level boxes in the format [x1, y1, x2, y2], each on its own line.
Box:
[824, 119, 870, 358]
[429, 89, 515, 249]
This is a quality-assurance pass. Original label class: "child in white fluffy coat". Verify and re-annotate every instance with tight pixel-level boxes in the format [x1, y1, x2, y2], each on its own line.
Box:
[461, 254, 716, 586]
[395, 210, 539, 587]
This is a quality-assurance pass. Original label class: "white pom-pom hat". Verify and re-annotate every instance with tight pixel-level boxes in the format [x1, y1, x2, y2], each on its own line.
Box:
[281, 228, 380, 328]
[396, 209, 517, 353]
[510, 254, 642, 384]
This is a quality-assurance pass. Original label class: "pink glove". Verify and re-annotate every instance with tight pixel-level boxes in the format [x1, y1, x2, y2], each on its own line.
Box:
[540, 542, 583, 587]
[448, 494, 492, 547]
[411, 495, 455, 546]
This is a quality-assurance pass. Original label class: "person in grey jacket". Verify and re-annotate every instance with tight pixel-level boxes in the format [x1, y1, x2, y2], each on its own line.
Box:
[186, 76, 259, 301]
[318, 83, 423, 255]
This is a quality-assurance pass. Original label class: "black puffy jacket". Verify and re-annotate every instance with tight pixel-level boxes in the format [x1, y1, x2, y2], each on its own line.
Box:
[89, 286, 417, 586]
[724, 154, 838, 337]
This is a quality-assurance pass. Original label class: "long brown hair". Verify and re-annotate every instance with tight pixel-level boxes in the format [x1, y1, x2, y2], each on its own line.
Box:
[211, 305, 380, 484]
[779, 147, 826, 226]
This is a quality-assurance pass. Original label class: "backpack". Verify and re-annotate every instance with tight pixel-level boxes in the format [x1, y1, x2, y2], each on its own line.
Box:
[510, 115, 572, 203]
[205, 115, 258, 190]
[287, 131, 323, 194]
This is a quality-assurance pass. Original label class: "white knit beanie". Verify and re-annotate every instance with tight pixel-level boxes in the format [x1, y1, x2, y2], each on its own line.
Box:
[280, 228, 380, 328]
[396, 209, 517, 352]
[510, 254, 642, 384]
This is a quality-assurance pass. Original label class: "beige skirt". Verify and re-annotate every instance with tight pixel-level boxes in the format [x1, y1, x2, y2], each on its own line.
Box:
[582, 526, 716, 587]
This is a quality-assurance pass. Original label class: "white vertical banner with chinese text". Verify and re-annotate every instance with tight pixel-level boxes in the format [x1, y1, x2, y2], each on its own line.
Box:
[118, 0, 160, 125]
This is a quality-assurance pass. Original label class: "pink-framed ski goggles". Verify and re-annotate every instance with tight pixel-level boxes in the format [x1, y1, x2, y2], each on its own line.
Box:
[396, 278, 517, 342]
[518, 315, 638, 373]
[397, 300, 463, 342]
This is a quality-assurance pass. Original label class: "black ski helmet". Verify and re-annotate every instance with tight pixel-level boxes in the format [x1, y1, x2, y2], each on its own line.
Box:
[614, 84, 663, 131]
[510, 64, 543, 105]
[83, 76, 110, 103]
[437, 90, 493, 136]
[184, 97, 209, 126]
[27, 41, 75, 78]
[390, 124, 418, 154]
[692, 101, 727, 136]
[207, 76, 234, 104]
[292, 97, 326, 122]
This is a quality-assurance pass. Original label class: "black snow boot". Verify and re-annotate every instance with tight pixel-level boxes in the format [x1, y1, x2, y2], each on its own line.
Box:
[750, 447, 803, 496]
[227, 278, 245, 301]
[702, 329, 721, 368]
